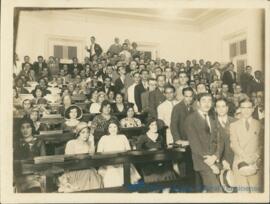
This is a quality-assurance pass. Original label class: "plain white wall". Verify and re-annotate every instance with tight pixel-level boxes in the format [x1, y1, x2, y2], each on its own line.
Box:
[199, 9, 264, 72]
[16, 10, 201, 63]
[16, 9, 264, 71]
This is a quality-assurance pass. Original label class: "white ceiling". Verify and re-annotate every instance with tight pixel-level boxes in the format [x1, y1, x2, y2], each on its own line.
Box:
[67, 8, 234, 24]
[25, 8, 242, 30]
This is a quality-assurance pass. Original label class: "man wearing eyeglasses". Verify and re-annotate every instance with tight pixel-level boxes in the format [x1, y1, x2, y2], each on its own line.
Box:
[230, 99, 263, 193]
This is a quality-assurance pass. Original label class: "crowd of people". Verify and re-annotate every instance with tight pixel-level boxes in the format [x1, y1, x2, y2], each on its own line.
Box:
[13, 36, 264, 193]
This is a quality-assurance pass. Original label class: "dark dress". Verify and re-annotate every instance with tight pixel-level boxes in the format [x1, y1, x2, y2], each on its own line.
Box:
[14, 137, 46, 192]
[136, 133, 177, 183]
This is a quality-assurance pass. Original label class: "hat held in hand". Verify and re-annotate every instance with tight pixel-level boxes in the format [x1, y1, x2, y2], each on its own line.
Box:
[238, 161, 257, 176]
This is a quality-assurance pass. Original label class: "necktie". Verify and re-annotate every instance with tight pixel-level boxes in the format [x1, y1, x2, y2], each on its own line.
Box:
[245, 119, 250, 131]
[221, 120, 226, 128]
[204, 114, 211, 134]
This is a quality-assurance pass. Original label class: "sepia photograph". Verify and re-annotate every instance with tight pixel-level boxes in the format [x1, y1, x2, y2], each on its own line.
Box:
[1, 0, 269, 203]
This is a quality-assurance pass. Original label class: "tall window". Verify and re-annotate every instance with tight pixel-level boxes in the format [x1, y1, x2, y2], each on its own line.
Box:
[229, 39, 247, 82]
[229, 39, 247, 59]
[47, 35, 85, 63]
[53, 45, 77, 60]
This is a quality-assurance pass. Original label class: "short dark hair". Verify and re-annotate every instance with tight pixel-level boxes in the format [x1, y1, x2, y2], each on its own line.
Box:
[32, 85, 45, 98]
[156, 74, 166, 81]
[197, 92, 213, 102]
[100, 100, 112, 113]
[19, 117, 35, 136]
[164, 85, 175, 93]
[115, 92, 124, 100]
[239, 98, 254, 107]
[215, 98, 229, 107]
[104, 120, 120, 135]
[140, 69, 149, 75]
[182, 87, 194, 95]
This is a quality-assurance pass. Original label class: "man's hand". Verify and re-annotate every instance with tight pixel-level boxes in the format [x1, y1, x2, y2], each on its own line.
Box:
[222, 160, 231, 170]
[203, 155, 217, 166]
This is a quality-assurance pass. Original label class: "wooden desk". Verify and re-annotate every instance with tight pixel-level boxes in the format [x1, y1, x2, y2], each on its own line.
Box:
[14, 147, 186, 192]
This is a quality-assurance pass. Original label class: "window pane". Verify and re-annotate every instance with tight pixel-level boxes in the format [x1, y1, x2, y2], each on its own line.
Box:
[68, 46, 77, 59]
[54, 45, 63, 59]
[240, 39, 247, 55]
[230, 43, 237, 58]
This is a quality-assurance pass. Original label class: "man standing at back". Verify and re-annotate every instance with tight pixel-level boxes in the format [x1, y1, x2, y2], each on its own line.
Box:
[148, 75, 166, 119]
[157, 85, 178, 145]
[85, 36, 103, 61]
[184, 93, 223, 192]
[222, 63, 236, 93]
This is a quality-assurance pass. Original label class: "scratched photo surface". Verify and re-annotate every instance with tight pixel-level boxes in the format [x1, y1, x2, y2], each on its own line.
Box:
[1, 0, 269, 203]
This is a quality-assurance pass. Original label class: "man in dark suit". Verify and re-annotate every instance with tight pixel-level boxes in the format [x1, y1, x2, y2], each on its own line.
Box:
[100, 76, 115, 95]
[239, 66, 254, 94]
[85, 36, 103, 61]
[134, 69, 149, 112]
[164, 67, 173, 85]
[171, 87, 195, 144]
[21, 55, 33, 70]
[249, 70, 264, 94]
[170, 87, 195, 183]
[222, 63, 236, 93]
[33, 56, 47, 79]
[148, 74, 166, 119]
[184, 93, 223, 192]
[68, 57, 83, 75]
[215, 98, 237, 169]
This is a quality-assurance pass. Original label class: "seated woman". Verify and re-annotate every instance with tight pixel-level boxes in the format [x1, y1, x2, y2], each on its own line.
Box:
[85, 88, 98, 112]
[62, 105, 82, 132]
[13, 118, 46, 192]
[58, 122, 103, 192]
[97, 121, 141, 187]
[111, 93, 129, 115]
[91, 100, 119, 137]
[31, 85, 48, 104]
[120, 105, 142, 128]
[31, 85, 50, 115]
[136, 119, 177, 183]
[107, 90, 116, 103]
[89, 91, 106, 114]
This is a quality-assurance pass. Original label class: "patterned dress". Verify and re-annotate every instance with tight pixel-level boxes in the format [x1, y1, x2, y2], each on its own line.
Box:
[120, 117, 142, 128]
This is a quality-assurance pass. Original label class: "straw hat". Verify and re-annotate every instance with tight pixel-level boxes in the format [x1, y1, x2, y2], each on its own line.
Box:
[64, 105, 83, 120]
[219, 169, 235, 193]
[238, 161, 257, 176]
[75, 122, 90, 137]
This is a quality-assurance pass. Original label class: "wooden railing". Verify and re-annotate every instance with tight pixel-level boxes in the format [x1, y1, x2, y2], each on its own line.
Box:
[14, 147, 187, 193]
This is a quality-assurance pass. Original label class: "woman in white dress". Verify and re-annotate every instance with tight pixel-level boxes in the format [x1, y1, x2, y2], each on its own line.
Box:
[89, 91, 106, 114]
[58, 122, 103, 192]
[97, 121, 141, 187]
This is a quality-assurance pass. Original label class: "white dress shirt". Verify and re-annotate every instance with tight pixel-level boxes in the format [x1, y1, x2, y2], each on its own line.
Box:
[157, 100, 178, 145]
[127, 83, 138, 112]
